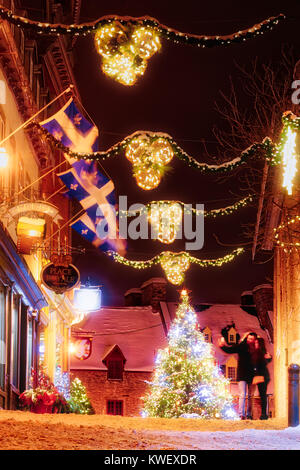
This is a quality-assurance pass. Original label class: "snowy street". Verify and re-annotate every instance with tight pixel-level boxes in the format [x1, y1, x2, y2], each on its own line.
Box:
[0, 411, 299, 450]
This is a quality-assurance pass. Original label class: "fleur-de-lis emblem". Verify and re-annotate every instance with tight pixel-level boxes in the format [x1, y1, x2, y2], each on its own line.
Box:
[70, 183, 78, 190]
[81, 229, 88, 235]
[74, 113, 82, 126]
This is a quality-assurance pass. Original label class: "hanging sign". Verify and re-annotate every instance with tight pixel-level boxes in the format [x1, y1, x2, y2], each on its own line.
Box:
[73, 338, 93, 360]
[41, 260, 80, 294]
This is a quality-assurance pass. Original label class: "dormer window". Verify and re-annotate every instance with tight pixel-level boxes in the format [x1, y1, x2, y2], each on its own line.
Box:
[203, 326, 212, 343]
[102, 345, 126, 381]
[107, 359, 123, 380]
[227, 326, 237, 344]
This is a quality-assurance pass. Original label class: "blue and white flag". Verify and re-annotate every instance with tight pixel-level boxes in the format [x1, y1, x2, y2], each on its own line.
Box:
[40, 98, 126, 254]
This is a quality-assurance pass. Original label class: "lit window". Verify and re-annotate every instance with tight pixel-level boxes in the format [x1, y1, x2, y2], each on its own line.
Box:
[227, 366, 236, 381]
[226, 356, 237, 382]
[227, 327, 237, 344]
[203, 326, 212, 343]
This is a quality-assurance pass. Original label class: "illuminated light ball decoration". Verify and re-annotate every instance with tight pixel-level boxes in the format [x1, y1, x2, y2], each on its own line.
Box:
[94, 22, 161, 86]
[125, 135, 174, 190]
[148, 202, 182, 244]
[160, 252, 190, 284]
[142, 290, 238, 419]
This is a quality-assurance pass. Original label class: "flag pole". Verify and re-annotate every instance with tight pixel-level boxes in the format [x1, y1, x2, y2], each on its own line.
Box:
[0, 85, 73, 147]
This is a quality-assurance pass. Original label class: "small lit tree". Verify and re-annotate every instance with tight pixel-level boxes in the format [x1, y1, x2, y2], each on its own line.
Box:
[68, 378, 95, 414]
[142, 290, 238, 419]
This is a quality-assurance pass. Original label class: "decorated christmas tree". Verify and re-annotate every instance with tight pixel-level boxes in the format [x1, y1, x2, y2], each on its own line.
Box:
[68, 378, 95, 415]
[142, 290, 238, 419]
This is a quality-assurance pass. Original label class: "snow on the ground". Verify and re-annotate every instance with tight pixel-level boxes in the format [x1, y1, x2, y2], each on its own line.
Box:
[0, 410, 299, 450]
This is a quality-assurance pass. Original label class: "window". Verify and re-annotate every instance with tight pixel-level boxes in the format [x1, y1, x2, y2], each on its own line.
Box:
[107, 400, 123, 416]
[227, 327, 237, 344]
[0, 285, 5, 390]
[107, 360, 123, 380]
[227, 367, 236, 381]
[26, 318, 33, 387]
[11, 295, 20, 389]
[203, 326, 212, 343]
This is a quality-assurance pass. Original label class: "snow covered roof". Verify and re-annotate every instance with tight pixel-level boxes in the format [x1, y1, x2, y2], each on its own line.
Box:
[161, 302, 274, 393]
[70, 306, 167, 372]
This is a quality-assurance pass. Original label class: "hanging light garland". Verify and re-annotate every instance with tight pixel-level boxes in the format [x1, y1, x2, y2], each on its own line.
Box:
[0, 6, 285, 85]
[116, 196, 253, 245]
[31, 122, 276, 185]
[119, 195, 253, 218]
[107, 247, 244, 285]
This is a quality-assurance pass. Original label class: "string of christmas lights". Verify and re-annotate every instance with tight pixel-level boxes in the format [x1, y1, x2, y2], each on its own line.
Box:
[30, 122, 276, 182]
[0, 6, 285, 43]
[107, 247, 244, 285]
[118, 195, 254, 217]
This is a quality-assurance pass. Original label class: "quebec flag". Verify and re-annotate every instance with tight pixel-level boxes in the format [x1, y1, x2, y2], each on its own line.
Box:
[40, 98, 126, 255]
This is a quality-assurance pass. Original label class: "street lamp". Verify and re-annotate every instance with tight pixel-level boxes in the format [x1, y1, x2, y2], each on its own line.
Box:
[73, 282, 102, 312]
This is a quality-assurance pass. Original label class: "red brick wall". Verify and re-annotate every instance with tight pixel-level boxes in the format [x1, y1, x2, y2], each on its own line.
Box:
[71, 369, 152, 416]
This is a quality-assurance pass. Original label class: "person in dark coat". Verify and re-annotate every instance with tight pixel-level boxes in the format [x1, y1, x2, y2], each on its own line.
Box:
[218, 331, 257, 420]
[251, 336, 272, 420]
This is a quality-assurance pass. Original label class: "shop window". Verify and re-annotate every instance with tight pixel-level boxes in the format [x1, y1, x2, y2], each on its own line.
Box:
[107, 400, 123, 416]
[0, 285, 5, 390]
[26, 318, 33, 387]
[11, 295, 20, 389]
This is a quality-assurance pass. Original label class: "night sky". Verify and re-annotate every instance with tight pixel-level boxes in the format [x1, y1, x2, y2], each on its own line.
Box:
[63, 0, 300, 306]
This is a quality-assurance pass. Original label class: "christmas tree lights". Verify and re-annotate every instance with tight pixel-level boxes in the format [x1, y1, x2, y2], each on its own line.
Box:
[142, 290, 238, 419]
[68, 378, 95, 414]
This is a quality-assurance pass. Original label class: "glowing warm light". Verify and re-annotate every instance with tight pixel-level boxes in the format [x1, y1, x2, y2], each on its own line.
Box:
[0, 147, 9, 168]
[130, 26, 161, 59]
[125, 136, 149, 164]
[134, 166, 161, 190]
[69, 343, 76, 354]
[150, 138, 174, 165]
[160, 252, 190, 285]
[282, 126, 297, 195]
[94, 22, 128, 58]
[148, 202, 182, 243]
[16, 216, 46, 238]
[101, 49, 147, 86]
[125, 136, 173, 190]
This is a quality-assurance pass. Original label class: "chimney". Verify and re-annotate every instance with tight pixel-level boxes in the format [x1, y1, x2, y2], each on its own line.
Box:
[141, 278, 167, 312]
[124, 288, 142, 306]
[252, 284, 274, 342]
[241, 291, 254, 306]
